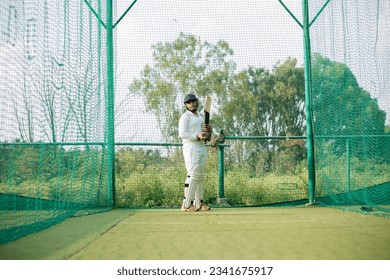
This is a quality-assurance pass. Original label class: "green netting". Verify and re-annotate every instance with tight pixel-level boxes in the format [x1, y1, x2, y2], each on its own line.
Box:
[0, 1, 389, 245]
[0, 0, 111, 244]
[309, 1, 390, 215]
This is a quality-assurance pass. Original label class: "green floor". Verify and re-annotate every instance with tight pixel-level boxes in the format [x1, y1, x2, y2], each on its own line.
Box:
[1, 206, 389, 260]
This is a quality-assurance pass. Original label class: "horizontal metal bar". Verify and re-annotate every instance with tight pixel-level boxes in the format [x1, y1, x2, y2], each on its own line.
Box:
[116, 142, 181, 147]
[314, 135, 390, 139]
[225, 135, 390, 140]
[0, 142, 105, 146]
[224, 136, 306, 140]
[1, 134, 388, 146]
[115, 142, 231, 147]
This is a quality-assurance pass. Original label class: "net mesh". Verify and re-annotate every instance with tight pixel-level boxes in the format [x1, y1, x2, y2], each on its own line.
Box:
[309, 1, 390, 213]
[0, 0, 110, 244]
[0, 0, 389, 244]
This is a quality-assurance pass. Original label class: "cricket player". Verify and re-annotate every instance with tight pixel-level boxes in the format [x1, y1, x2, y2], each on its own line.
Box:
[179, 94, 212, 212]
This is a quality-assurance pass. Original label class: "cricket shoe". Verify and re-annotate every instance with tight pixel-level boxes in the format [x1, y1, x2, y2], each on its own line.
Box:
[184, 204, 199, 212]
[199, 204, 210, 211]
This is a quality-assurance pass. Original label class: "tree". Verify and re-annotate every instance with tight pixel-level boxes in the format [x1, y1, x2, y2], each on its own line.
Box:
[129, 33, 307, 173]
[64, 59, 99, 144]
[214, 58, 305, 172]
[272, 58, 305, 136]
[129, 32, 236, 142]
[311, 54, 386, 159]
[11, 73, 35, 143]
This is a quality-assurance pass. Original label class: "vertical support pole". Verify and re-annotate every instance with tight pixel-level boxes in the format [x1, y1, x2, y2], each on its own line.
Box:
[218, 141, 225, 199]
[84, 1, 139, 207]
[346, 138, 351, 192]
[217, 130, 230, 206]
[106, 0, 115, 207]
[302, 0, 316, 204]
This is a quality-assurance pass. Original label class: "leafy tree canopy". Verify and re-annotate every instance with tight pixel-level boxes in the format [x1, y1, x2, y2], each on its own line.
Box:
[312, 54, 386, 136]
[128, 35, 386, 163]
[129, 33, 306, 143]
[129, 32, 236, 142]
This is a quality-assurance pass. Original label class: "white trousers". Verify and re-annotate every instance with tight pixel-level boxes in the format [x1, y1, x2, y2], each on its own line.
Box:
[182, 142, 207, 209]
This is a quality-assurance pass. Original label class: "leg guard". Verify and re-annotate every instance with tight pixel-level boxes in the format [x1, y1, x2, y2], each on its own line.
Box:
[184, 165, 205, 209]
[181, 183, 189, 211]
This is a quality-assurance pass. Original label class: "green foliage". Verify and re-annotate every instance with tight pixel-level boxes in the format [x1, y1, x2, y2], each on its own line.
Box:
[1, 143, 389, 208]
[0, 144, 57, 185]
[1, 37, 388, 210]
[215, 58, 305, 138]
[128, 34, 388, 182]
[129, 33, 308, 173]
[129, 32, 236, 142]
[312, 54, 387, 160]
[115, 147, 183, 207]
[113, 147, 310, 207]
[315, 143, 390, 196]
[0, 144, 107, 206]
[222, 156, 308, 206]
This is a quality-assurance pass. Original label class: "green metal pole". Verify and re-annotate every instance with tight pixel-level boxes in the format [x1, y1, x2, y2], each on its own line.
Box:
[302, 0, 316, 204]
[106, 0, 115, 207]
[218, 142, 225, 199]
[217, 130, 230, 206]
[346, 138, 351, 192]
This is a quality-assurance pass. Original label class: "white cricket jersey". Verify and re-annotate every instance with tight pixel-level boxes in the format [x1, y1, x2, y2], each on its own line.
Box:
[178, 110, 205, 144]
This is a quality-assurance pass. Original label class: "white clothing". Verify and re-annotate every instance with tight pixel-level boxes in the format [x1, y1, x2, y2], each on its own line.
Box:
[179, 110, 207, 209]
[179, 110, 204, 143]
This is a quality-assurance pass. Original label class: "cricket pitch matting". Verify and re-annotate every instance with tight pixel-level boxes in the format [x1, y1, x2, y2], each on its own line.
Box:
[1, 206, 389, 260]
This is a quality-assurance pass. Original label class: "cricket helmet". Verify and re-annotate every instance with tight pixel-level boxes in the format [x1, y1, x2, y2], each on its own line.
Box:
[184, 93, 198, 104]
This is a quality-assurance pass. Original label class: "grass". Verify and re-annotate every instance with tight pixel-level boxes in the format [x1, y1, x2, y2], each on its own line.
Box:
[1, 207, 390, 260]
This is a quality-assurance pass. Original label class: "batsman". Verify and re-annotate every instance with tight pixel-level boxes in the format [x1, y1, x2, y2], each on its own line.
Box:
[179, 93, 212, 212]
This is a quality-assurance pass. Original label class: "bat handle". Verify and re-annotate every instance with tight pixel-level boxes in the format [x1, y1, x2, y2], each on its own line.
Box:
[205, 114, 210, 125]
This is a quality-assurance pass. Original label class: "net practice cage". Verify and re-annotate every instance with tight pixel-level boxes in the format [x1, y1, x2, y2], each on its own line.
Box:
[0, 0, 389, 244]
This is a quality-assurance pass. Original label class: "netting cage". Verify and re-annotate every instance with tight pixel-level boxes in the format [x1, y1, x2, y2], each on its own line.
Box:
[0, 0, 389, 244]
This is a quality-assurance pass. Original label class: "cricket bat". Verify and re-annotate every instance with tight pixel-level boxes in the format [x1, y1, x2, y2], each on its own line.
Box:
[204, 96, 211, 125]
[203, 96, 211, 143]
